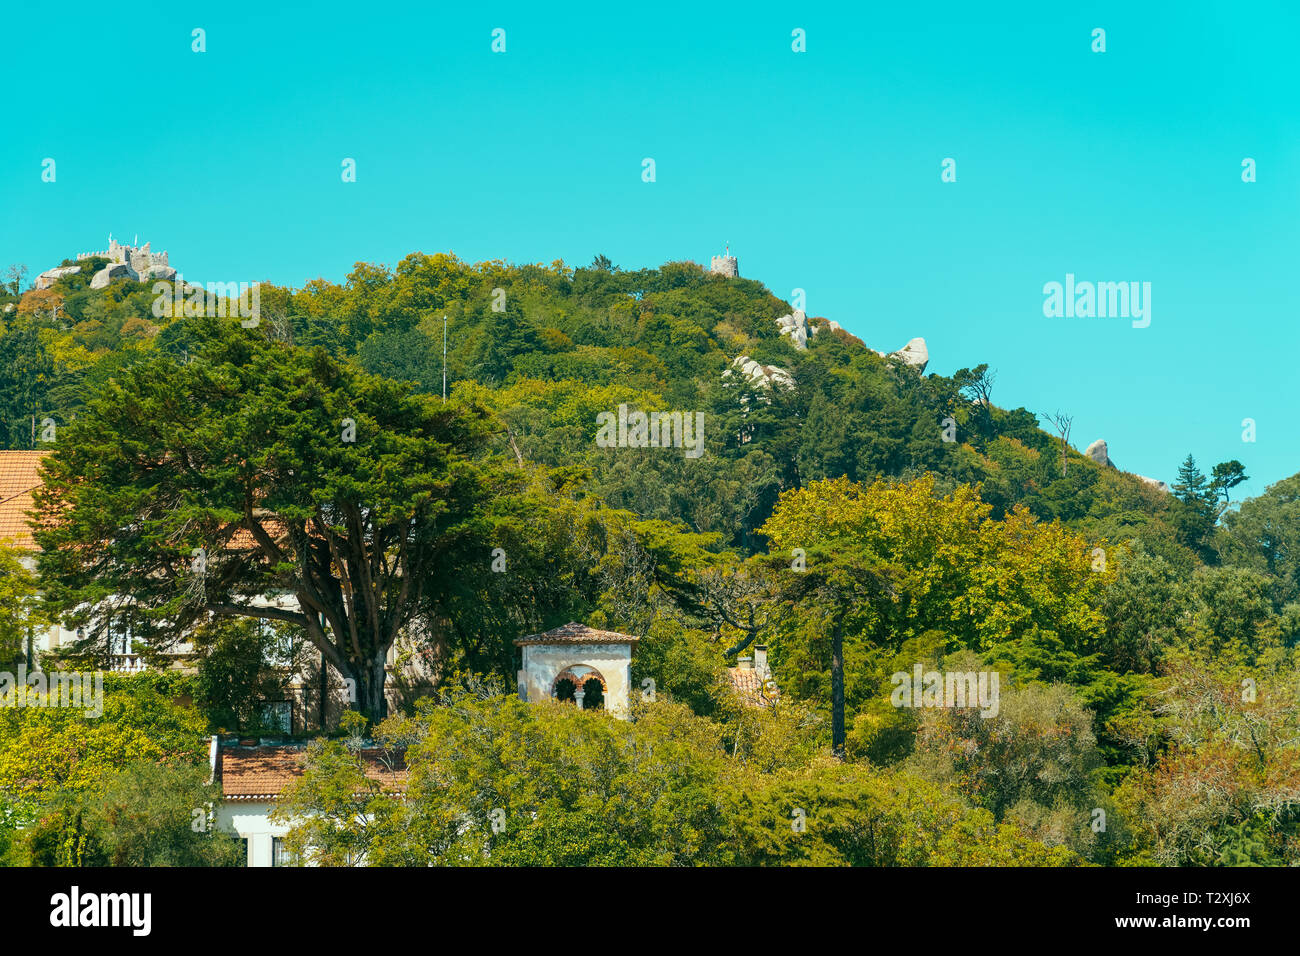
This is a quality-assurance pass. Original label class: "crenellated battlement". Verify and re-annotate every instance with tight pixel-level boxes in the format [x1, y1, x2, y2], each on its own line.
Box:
[43, 235, 177, 290]
[75, 237, 169, 270]
[710, 252, 739, 278]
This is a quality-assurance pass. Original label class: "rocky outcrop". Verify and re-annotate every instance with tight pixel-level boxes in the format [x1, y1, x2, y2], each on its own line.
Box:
[90, 262, 137, 289]
[86, 261, 177, 289]
[775, 311, 841, 351]
[1137, 474, 1172, 493]
[34, 265, 81, 290]
[772, 311, 926, 372]
[138, 264, 177, 282]
[1084, 439, 1110, 466]
[1085, 438, 1170, 493]
[876, 336, 929, 373]
[724, 355, 794, 390]
[776, 311, 811, 349]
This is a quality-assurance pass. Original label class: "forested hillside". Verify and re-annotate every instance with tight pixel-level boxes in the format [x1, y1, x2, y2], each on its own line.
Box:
[1, 252, 1200, 551]
[3, 251, 1297, 866]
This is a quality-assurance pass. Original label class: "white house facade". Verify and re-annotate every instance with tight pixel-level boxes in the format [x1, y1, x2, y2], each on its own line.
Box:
[209, 735, 407, 866]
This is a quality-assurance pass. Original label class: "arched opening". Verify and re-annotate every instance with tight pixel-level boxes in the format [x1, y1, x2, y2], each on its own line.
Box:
[552, 665, 607, 710]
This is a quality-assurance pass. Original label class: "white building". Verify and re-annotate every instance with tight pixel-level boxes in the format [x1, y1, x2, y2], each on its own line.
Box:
[515, 622, 638, 717]
[1, 451, 80, 658]
[209, 735, 407, 866]
[726, 645, 780, 706]
[1, 450, 202, 669]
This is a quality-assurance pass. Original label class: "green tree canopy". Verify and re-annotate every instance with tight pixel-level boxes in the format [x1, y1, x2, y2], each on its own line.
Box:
[34, 315, 517, 722]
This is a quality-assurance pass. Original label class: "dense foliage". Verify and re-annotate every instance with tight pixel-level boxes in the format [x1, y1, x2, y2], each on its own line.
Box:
[3, 251, 1297, 865]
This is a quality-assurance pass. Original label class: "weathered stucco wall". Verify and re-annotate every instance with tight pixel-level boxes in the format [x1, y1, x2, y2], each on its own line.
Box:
[518, 642, 633, 717]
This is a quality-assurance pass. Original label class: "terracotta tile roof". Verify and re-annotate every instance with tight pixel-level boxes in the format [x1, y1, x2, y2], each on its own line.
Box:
[727, 666, 780, 707]
[217, 743, 407, 801]
[227, 528, 260, 550]
[0, 449, 287, 555]
[225, 516, 291, 552]
[514, 621, 640, 646]
[0, 451, 48, 551]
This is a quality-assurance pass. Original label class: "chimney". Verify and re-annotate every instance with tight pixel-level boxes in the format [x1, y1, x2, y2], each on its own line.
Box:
[736, 655, 753, 670]
[754, 646, 769, 679]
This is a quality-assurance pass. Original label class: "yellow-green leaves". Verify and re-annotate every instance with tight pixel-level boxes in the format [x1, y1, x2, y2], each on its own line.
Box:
[760, 475, 1108, 654]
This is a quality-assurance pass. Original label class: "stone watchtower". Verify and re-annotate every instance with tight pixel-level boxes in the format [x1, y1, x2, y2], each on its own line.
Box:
[710, 244, 739, 278]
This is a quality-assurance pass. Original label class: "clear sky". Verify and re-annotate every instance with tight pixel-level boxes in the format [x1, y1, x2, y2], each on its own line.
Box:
[2, 1, 1296, 498]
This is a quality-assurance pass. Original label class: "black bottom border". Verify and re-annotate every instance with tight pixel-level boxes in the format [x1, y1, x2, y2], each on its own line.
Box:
[3, 864, 1281, 942]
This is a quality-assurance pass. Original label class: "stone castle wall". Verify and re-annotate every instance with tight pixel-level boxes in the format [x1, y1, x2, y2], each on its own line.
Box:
[76, 238, 168, 271]
[710, 254, 739, 278]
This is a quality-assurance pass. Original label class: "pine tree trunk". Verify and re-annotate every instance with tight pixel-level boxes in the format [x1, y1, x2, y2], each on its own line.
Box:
[832, 615, 845, 758]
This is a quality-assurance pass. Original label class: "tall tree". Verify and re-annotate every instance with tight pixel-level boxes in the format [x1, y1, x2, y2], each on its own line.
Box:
[34, 316, 512, 723]
[1173, 454, 1211, 504]
[1171, 454, 1218, 559]
[758, 479, 901, 757]
[0, 319, 55, 449]
[758, 475, 1108, 755]
[1210, 460, 1248, 504]
[955, 364, 997, 447]
[1043, 410, 1073, 477]
[0, 541, 47, 669]
[1217, 473, 1300, 601]
[4, 264, 27, 298]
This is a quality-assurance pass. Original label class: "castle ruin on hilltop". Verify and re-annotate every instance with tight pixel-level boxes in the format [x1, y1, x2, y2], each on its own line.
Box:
[36, 235, 177, 290]
[709, 244, 739, 278]
[77, 236, 171, 275]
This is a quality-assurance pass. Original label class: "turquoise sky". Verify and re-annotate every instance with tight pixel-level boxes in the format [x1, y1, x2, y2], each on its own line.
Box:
[2, 1, 1296, 498]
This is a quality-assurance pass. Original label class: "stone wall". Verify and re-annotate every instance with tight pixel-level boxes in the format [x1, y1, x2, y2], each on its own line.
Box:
[710, 254, 739, 278]
[76, 238, 169, 272]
